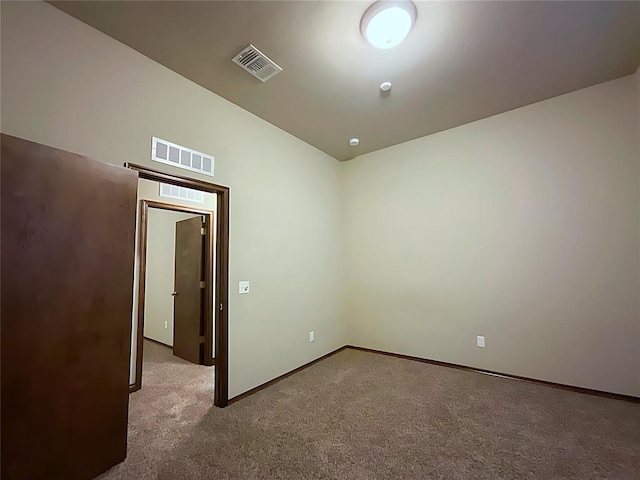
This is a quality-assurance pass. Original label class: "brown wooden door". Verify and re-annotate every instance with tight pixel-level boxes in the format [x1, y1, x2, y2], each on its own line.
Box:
[173, 216, 205, 364]
[1, 134, 137, 480]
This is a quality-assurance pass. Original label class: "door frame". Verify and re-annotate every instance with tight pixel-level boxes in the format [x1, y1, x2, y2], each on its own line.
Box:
[133, 200, 214, 386]
[125, 163, 230, 408]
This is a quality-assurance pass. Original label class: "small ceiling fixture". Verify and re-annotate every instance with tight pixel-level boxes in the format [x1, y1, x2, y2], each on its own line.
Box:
[380, 81, 392, 92]
[349, 138, 360, 147]
[361, 1, 417, 49]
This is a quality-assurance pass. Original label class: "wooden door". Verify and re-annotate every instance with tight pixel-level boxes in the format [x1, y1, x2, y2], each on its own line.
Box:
[173, 216, 205, 364]
[1, 134, 138, 480]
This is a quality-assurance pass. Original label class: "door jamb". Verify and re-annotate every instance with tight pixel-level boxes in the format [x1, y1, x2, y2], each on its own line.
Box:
[125, 163, 230, 408]
[133, 200, 214, 390]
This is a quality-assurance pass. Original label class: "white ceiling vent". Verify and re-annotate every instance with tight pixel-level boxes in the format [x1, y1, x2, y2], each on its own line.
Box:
[232, 44, 282, 82]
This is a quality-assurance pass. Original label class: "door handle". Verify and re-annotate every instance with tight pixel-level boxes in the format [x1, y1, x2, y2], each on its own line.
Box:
[171, 292, 178, 296]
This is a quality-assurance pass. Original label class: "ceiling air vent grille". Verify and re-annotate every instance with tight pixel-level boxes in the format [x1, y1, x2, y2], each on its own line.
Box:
[232, 44, 282, 82]
[151, 137, 214, 177]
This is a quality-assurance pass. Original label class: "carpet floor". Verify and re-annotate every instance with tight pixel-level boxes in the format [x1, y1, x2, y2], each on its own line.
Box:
[98, 345, 639, 480]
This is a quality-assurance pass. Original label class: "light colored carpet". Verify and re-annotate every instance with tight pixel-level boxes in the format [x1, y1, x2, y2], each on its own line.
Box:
[98, 345, 640, 479]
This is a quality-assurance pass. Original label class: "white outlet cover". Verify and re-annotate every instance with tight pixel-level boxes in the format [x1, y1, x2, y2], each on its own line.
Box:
[477, 336, 485, 348]
[309, 331, 315, 342]
[239, 281, 250, 294]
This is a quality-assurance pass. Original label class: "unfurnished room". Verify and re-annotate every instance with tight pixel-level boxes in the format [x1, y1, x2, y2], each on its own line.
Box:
[1, 1, 639, 479]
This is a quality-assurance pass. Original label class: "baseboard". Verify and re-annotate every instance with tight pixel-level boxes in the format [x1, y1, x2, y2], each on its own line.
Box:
[228, 346, 348, 404]
[209, 344, 640, 406]
[346, 345, 640, 404]
[143, 336, 172, 349]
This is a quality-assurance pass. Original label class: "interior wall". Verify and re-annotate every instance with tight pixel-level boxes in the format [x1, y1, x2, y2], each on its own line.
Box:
[343, 72, 640, 397]
[144, 209, 199, 347]
[1, 1, 346, 399]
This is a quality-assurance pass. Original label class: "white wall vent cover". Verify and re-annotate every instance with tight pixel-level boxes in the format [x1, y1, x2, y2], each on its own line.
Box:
[232, 44, 283, 82]
[151, 137, 214, 177]
[159, 183, 204, 204]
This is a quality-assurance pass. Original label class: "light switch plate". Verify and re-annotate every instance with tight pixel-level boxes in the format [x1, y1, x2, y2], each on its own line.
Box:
[477, 336, 485, 348]
[239, 281, 250, 294]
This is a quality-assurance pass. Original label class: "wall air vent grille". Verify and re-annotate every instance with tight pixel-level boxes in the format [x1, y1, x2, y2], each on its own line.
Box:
[232, 44, 283, 82]
[151, 137, 214, 177]
[159, 183, 204, 204]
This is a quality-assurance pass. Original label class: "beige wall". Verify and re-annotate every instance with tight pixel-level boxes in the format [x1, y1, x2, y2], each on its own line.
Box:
[343, 72, 640, 397]
[1, 1, 346, 398]
[144, 208, 200, 347]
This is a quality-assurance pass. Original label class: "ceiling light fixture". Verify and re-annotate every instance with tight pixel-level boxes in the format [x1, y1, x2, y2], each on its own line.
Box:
[349, 138, 360, 147]
[361, 1, 417, 49]
[380, 81, 392, 92]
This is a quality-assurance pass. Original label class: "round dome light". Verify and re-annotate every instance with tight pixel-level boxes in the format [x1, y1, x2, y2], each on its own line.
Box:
[361, 1, 417, 49]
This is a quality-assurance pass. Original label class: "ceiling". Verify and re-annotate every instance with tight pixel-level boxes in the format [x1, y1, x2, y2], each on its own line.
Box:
[50, 1, 640, 161]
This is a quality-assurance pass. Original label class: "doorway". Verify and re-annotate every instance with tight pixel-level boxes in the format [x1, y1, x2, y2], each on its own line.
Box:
[126, 164, 229, 408]
[141, 203, 214, 365]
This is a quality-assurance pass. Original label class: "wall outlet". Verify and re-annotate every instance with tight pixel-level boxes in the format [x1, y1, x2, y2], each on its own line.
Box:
[239, 281, 250, 294]
[309, 331, 314, 342]
[477, 336, 485, 348]
[164, 321, 168, 329]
